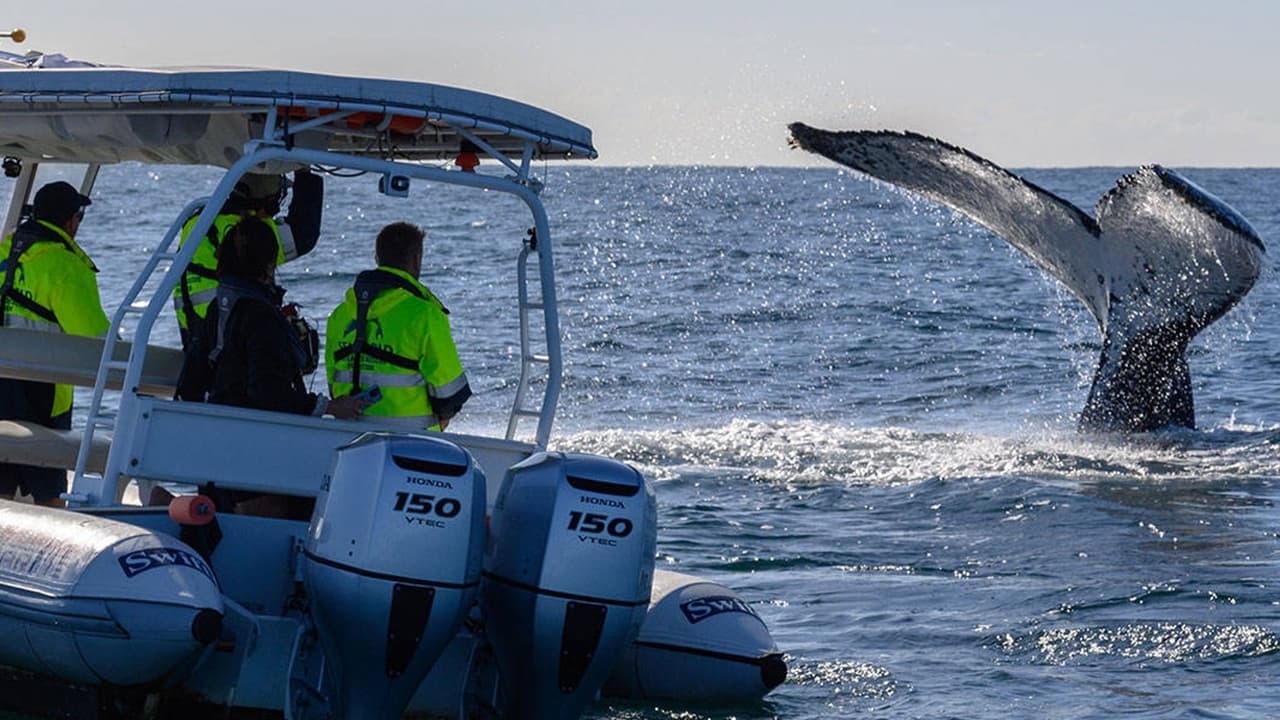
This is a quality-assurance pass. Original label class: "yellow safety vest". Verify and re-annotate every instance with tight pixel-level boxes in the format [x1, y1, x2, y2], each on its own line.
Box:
[325, 266, 470, 430]
[0, 220, 110, 416]
[172, 212, 293, 332]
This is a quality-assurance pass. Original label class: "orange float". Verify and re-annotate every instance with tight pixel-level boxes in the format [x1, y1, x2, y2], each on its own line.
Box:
[169, 494, 216, 526]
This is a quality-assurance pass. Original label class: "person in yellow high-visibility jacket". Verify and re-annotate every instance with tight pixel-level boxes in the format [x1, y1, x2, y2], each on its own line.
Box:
[172, 169, 322, 348]
[0, 181, 109, 506]
[325, 222, 471, 431]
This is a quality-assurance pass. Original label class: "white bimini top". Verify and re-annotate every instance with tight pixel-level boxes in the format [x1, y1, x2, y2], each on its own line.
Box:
[0, 51, 597, 167]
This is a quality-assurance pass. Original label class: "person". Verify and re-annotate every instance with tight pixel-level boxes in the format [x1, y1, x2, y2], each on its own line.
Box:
[178, 216, 363, 420]
[173, 167, 323, 348]
[325, 221, 471, 431]
[0, 181, 109, 507]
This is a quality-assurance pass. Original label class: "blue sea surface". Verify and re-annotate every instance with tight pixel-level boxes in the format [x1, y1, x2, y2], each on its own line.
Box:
[7, 163, 1278, 718]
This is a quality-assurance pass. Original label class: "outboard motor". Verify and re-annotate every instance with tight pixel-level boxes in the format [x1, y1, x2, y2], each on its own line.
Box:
[304, 433, 486, 720]
[481, 452, 656, 719]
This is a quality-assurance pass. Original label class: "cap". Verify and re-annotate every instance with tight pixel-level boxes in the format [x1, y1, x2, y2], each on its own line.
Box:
[32, 181, 91, 224]
[232, 173, 288, 202]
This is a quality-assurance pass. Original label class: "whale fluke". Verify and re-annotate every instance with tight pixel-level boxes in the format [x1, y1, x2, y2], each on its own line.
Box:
[788, 123, 1265, 433]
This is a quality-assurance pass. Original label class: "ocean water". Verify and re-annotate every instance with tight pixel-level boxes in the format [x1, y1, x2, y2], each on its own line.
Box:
[6, 163, 1279, 718]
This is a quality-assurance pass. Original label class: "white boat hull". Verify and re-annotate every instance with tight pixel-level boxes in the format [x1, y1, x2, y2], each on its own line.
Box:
[0, 501, 783, 716]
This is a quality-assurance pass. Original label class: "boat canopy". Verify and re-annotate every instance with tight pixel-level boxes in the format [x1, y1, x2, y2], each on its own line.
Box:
[0, 51, 597, 166]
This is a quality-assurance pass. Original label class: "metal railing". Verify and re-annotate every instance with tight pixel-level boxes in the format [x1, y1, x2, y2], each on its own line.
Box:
[69, 133, 561, 505]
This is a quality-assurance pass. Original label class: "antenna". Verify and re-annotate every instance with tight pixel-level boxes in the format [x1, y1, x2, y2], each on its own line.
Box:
[1, 29, 25, 44]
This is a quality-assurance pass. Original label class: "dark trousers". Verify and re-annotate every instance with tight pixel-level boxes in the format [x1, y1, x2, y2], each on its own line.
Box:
[0, 377, 70, 503]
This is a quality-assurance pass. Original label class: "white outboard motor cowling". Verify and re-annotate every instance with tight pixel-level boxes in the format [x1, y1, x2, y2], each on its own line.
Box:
[304, 433, 486, 720]
[482, 452, 656, 720]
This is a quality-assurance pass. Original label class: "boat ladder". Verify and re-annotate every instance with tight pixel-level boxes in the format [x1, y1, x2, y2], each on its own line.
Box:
[507, 229, 553, 444]
[71, 200, 206, 503]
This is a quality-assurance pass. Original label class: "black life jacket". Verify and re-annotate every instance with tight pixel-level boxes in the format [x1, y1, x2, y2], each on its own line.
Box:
[175, 278, 314, 402]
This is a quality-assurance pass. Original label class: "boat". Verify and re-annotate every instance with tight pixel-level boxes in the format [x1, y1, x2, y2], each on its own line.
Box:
[0, 45, 786, 718]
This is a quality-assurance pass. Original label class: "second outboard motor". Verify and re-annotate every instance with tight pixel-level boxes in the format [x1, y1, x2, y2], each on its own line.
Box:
[482, 452, 656, 720]
[304, 433, 486, 720]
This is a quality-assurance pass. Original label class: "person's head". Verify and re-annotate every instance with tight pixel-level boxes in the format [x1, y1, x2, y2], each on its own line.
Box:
[217, 217, 278, 282]
[229, 173, 287, 216]
[375, 222, 425, 276]
[32, 181, 91, 235]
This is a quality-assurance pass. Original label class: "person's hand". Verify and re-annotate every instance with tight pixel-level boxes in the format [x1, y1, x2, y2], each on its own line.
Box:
[326, 394, 364, 420]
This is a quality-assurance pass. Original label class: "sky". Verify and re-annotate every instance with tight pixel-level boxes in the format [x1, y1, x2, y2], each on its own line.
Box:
[9, 1, 1280, 167]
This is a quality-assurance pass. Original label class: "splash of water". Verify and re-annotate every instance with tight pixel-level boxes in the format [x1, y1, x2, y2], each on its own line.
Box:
[556, 419, 1280, 488]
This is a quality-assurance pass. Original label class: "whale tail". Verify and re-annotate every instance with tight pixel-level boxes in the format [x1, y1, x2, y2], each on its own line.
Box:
[788, 123, 1265, 432]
